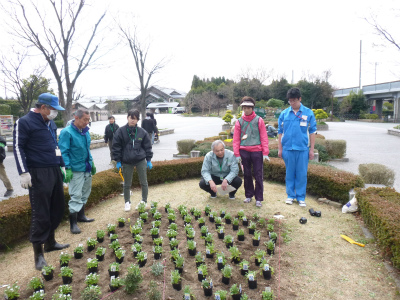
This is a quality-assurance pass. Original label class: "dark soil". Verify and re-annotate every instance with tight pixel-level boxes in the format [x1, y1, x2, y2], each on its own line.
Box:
[18, 206, 282, 299]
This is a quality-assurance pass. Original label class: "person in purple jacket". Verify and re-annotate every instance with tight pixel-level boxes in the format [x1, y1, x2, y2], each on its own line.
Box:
[13, 93, 69, 270]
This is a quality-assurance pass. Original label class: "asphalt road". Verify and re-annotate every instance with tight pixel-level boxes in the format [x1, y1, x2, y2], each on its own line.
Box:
[2, 116, 399, 200]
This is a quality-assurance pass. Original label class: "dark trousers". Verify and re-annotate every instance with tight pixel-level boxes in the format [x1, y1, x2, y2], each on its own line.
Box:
[199, 175, 242, 197]
[108, 141, 113, 160]
[28, 167, 65, 244]
[240, 149, 264, 201]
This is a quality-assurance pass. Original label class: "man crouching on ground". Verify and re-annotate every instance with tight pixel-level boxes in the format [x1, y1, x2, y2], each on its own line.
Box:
[199, 140, 242, 199]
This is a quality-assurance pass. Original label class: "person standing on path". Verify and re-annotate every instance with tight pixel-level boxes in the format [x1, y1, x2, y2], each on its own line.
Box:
[13, 93, 69, 270]
[233, 96, 269, 208]
[278, 87, 317, 207]
[150, 113, 158, 144]
[141, 112, 157, 145]
[58, 108, 96, 234]
[0, 135, 13, 198]
[104, 115, 119, 163]
[112, 109, 153, 212]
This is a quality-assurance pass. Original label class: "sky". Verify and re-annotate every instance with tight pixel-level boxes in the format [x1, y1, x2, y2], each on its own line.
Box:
[0, 0, 399, 100]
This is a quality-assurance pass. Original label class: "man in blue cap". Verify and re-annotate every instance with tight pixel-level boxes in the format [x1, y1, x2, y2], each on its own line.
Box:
[13, 92, 70, 270]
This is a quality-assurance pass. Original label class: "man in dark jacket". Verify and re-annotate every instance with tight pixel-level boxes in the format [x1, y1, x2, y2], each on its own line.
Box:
[112, 110, 153, 212]
[0, 136, 13, 198]
[141, 112, 156, 144]
[13, 93, 69, 270]
[104, 116, 119, 162]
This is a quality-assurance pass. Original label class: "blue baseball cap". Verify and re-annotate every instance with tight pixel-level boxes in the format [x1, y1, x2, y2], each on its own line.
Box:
[38, 93, 65, 111]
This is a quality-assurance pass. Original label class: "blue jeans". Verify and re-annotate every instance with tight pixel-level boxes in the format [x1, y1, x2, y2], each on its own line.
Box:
[68, 172, 92, 213]
[282, 149, 309, 201]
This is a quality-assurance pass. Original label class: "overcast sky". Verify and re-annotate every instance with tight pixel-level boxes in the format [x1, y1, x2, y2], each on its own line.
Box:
[0, 0, 399, 99]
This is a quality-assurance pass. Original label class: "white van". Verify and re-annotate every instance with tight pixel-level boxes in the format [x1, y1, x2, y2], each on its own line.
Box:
[172, 107, 186, 114]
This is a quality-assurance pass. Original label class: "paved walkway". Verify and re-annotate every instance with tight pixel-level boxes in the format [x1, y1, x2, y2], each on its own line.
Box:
[321, 121, 400, 192]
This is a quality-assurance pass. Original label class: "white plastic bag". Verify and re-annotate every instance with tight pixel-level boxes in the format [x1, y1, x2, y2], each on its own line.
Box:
[342, 196, 358, 213]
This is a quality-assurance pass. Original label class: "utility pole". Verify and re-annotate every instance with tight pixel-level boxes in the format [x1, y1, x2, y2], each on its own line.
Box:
[375, 62, 377, 85]
[359, 40, 362, 90]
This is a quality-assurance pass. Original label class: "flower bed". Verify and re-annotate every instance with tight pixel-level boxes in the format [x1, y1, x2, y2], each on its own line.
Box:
[11, 204, 280, 299]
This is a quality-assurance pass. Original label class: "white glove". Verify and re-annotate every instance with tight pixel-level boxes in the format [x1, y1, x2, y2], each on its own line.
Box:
[236, 156, 241, 163]
[263, 155, 270, 161]
[20, 172, 32, 189]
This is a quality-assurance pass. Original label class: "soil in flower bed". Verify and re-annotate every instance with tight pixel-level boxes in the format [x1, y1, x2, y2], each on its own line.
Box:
[16, 206, 282, 299]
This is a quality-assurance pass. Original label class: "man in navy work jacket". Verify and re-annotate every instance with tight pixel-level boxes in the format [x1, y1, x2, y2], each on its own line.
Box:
[59, 108, 96, 234]
[278, 87, 317, 207]
[13, 93, 69, 270]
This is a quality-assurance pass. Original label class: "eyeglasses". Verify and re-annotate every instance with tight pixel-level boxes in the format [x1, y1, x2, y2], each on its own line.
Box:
[288, 99, 299, 103]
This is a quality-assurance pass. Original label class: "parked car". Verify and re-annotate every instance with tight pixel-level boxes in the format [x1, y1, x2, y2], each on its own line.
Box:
[172, 107, 186, 114]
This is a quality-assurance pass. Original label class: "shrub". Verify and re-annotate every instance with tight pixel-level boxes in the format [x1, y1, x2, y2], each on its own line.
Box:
[314, 144, 329, 162]
[124, 264, 143, 294]
[266, 98, 285, 108]
[0, 104, 11, 115]
[315, 133, 325, 139]
[312, 109, 329, 121]
[358, 163, 395, 186]
[315, 139, 346, 159]
[264, 158, 364, 204]
[268, 149, 278, 158]
[365, 114, 379, 119]
[147, 280, 161, 300]
[176, 139, 195, 154]
[356, 187, 400, 269]
[222, 110, 234, 124]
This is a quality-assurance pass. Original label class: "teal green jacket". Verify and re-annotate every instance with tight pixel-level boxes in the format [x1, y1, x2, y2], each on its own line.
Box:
[59, 122, 93, 172]
[201, 149, 239, 184]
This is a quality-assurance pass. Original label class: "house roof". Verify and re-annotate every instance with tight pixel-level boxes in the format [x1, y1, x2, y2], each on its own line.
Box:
[147, 102, 180, 109]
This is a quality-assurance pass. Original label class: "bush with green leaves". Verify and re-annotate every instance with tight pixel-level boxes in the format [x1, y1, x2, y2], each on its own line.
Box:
[4, 283, 20, 299]
[81, 285, 102, 300]
[147, 280, 162, 300]
[358, 163, 395, 186]
[314, 143, 329, 162]
[124, 264, 142, 294]
[261, 287, 274, 300]
[176, 139, 196, 154]
[151, 262, 165, 276]
[29, 290, 45, 300]
[57, 284, 73, 295]
[267, 98, 285, 108]
[215, 290, 228, 300]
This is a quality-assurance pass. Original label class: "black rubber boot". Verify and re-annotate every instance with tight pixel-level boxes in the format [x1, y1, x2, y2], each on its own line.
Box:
[69, 213, 81, 234]
[33, 243, 47, 270]
[44, 230, 70, 252]
[77, 206, 95, 222]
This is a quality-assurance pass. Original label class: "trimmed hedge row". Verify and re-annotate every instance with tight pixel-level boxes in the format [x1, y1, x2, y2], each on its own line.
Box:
[264, 158, 364, 203]
[0, 170, 121, 248]
[0, 157, 363, 248]
[356, 187, 400, 269]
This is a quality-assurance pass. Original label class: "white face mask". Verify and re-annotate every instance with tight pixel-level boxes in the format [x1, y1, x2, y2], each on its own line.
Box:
[47, 109, 58, 120]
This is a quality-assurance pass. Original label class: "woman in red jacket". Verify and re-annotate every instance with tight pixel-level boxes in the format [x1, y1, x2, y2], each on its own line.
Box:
[233, 96, 269, 207]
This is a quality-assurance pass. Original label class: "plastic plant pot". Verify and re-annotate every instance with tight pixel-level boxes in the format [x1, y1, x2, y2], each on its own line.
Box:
[232, 257, 241, 264]
[248, 279, 257, 289]
[242, 219, 249, 226]
[97, 237, 104, 243]
[232, 294, 241, 300]
[248, 228, 255, 235]
[222, 276, 230, 285]
[116, 256, 124, 264]
[203, 287, 213, 297]
[233, 224, 239, 231]
[88, 245, 95, 252]
[96, 254, 105, 261]
[109, 284, 119, 292]
[154, 252, 162, 260]
[206, 253, 214, 259]
[217, 262, 224, 270]
[198, 274, 205, 282]
[172, 282, 182, 291]
[175, 266, 183, 274]
[267, 248, 274, 255]
[138, 259, 147, 268]
[253, 239, 260, 246]
[108, 270, 119, 277]
[218, 232, 225, 239]
[225, 219, 231, 224]
[225, 242, 233, 249]
[88, 266, 98, 273]
[62, 276, 72, 284]
[74, 252, 83, 259]
[188, 248, 196, 256]
[118, 221, 125, 228]
[42, 271, 53, 282]
[209, 216, 214, 223]
[238, 235, 245, 241]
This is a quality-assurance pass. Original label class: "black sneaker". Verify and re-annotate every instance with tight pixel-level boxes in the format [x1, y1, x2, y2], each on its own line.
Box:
[3, 190, 13, 198]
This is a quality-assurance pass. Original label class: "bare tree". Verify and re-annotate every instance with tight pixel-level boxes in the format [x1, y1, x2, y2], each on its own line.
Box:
[366, 15, 400, 52]
[0, 49, 49, 113]
[117, 22, 167, 119]
[237, 67, 274, 84]
[3, 0, 106, 124]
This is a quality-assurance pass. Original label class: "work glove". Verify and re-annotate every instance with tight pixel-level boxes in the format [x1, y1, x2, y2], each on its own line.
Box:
[65, 169, 73, 183]
[20, 172, 32, 189]
[236, 156, 241, 163]
[116, 161, 122, 170]
[147, 161, 153, 170]
[60, 167, 66, 181]
[263, 155, 270, 161]
[91, 162, 96, 175]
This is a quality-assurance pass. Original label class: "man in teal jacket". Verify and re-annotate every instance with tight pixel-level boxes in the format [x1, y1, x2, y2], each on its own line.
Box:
[199, 140, 242, 199]
[59, 108, 96, 234]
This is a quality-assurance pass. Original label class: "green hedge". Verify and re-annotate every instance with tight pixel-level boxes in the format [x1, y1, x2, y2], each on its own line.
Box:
[263, 158, 364, 204]
[0, 170, 121, 248]
[356, 187, 400, 269]
[0, 157, 363, 248]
